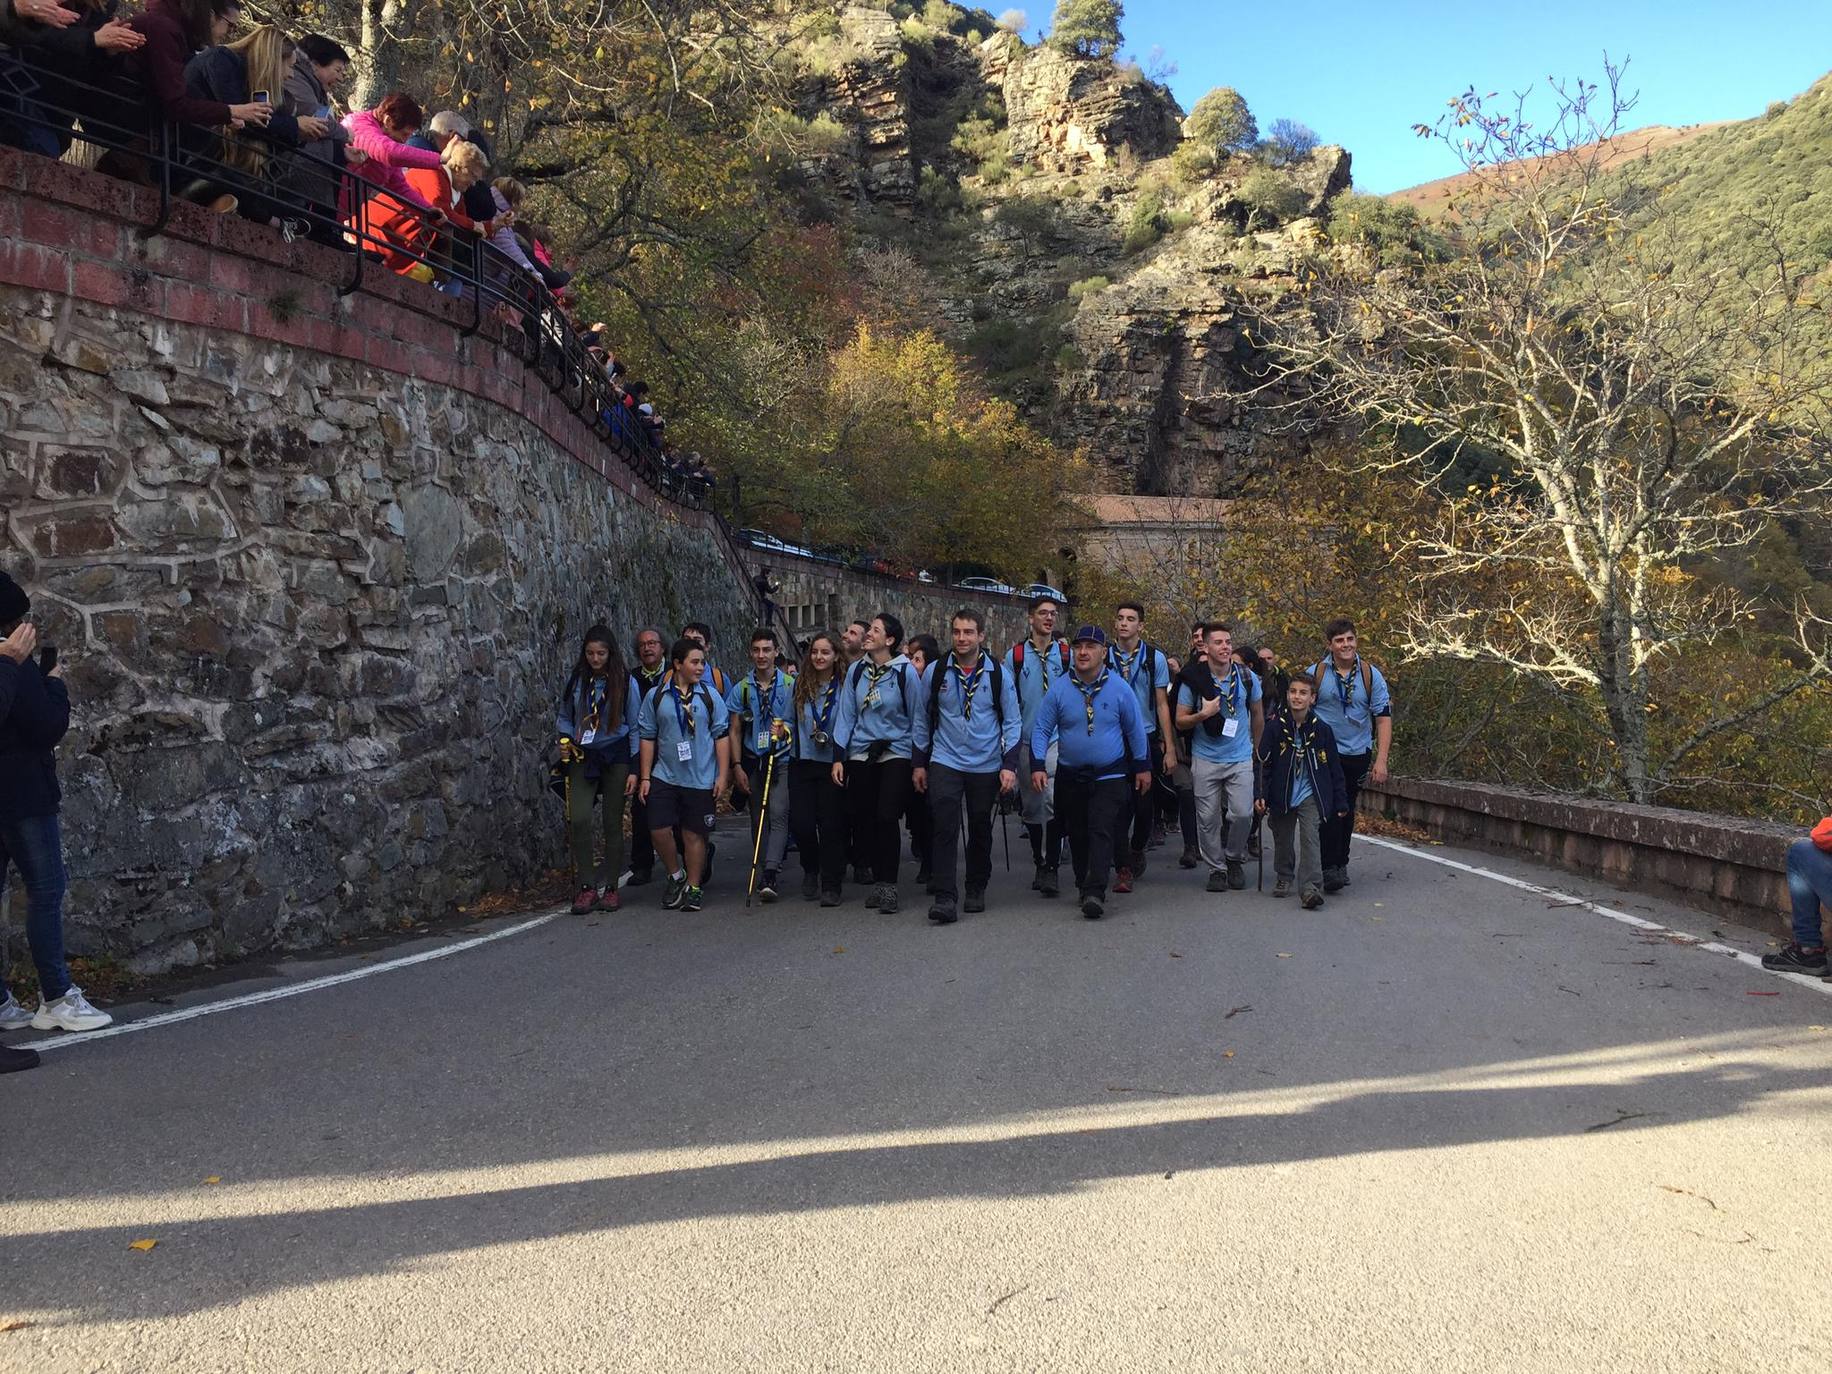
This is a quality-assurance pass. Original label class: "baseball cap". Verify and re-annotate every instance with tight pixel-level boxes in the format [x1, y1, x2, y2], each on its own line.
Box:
[1071, 624, 1106, 646]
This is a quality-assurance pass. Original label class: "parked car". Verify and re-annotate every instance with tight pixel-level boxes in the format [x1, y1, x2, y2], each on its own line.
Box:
[1018, 582, 1065, 601]
[959, 575, 1016, 595]
[737, 528, 816, 559]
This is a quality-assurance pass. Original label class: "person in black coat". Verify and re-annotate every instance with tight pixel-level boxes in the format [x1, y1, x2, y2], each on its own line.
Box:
[1253, 670, 1348, 909]
[182, 22, 314, 225]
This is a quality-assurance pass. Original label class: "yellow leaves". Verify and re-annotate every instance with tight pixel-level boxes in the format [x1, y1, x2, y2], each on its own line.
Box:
[128, 1239, 158, 1252]
[203, 1176, 222, 1186]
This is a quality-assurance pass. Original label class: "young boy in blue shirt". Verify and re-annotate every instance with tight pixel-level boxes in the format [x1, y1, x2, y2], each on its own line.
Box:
[830, 612, 923, 913]
[727, 627, 794, 902]
[1254, 671, 1349, 909]
[1030, 626, 1150, 920]
[637, 638, 731, 912]
[913, 609, 1022, 924]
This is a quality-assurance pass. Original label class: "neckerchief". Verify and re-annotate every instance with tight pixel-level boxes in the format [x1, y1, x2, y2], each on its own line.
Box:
[1032, 638, 1057, 690]
[1280, 712, 1319, 805]
[1072, 669, 1109, 735]
[952, 653, 985, 720]
[581, 676, 606, 737]
[1110, 643, 1144, 685]
[1213, 663, 1241, 718]
[812, 676, 838, 736]
[747, 670, 783, 752]
[863, 660, 892, 709]
[671, 682, 698, 735]
[1330, 655, 1360, 713]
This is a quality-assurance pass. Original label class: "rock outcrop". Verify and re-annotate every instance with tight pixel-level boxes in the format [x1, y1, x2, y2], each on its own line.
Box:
[1000, 44, 1184, 173]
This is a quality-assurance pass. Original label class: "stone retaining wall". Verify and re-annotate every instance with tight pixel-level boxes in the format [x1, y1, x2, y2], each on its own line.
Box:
[0, 152, 760, 973]
[1362, 776, 1798, 937]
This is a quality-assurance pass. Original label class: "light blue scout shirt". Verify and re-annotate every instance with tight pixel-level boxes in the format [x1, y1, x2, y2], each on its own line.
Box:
[913, 652, 1023, 774]
[1107, 641, 1169, 737]
[637, 676, 731, 791]
[791, 673, 844, 763]
[1031, 668, 1147, 782]
[830, 653, 921, 762]
[1175, 662, 1263, 766]
[725, 668, 795, 759]
[1308, 655, 1392, 756]
[556, 673, 644, 762]
[1005, 637, 1071, 735]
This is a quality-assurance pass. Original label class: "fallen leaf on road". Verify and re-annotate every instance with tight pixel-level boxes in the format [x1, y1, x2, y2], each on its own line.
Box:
[0, 1320, 34, 1333]
[1275, 952, 1293, 959]
[1222, 1050, 1235, 1059]
[202, 1176, 222, 1186]
[832, 946, 845, 954]
[128, 1239, 158, 1252]
[1808, 1025, 1827, 1032]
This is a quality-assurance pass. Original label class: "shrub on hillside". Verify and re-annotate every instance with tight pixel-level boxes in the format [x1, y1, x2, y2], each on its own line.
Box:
[1046, 0, 1123, 59]
[1185, 87, 1258, 157]
[1122, 188, 1165, 253]
[1239, 166, 1306, 228]
[1324, 191, 1446, 266]
[1066, 273, 1111, 301]
[1260, 118, 1319, 167]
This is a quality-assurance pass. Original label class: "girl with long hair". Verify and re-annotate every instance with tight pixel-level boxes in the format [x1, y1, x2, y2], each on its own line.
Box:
[556, 625, 641, 914]
[182, 23, 314, 224]
[789, 632, 849, 905]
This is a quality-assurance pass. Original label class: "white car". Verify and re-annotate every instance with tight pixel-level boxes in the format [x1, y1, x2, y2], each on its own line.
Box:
[738, 528, 815, 559]
[959, 575, 1016, 595]
[1018, 582, 1065, 601]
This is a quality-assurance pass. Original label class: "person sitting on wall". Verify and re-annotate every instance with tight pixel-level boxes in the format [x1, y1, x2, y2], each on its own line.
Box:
[1762, 818, 1832, 979]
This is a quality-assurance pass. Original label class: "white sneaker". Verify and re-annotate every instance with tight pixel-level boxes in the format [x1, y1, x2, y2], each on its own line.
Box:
[0, 993, 34, 1031]
[32, 986, 113, 1033]
[617, 868, 634, 889]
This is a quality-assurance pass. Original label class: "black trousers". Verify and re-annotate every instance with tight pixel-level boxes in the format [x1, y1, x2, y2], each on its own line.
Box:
[1321, 751, 1372, 871]
[789, 760, 849, 890]
[1057, 773, 1130, 899]
[927, 765, 999, 904]
[628, 791, 654, 875]
[907, 779, 933, 870]
[1127, 733, 1165, 857]
[845, 757, 912, 885]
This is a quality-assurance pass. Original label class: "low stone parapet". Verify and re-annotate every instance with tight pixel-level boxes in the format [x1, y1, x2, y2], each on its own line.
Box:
[1362, 776, 1799, 937]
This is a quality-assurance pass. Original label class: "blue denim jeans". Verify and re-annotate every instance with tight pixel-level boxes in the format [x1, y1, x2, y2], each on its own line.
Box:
[1788, 838, 1832, 948]
[0, 813, 71, 1001]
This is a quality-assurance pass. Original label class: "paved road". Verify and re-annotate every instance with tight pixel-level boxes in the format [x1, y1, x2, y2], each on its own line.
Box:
[3, 828, 1829, 1372]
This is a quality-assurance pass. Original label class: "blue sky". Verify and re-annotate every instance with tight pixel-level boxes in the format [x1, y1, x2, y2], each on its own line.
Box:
[1020, 1, 1832, 193]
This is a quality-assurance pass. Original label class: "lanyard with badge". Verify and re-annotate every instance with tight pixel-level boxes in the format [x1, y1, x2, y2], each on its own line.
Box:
[1214, 664, 1242, 738]
[748, 671, 784, 754]
[811, 678, 838, 748]
[579, 678, 605, 746]
[953, 654, 983, 719]
[1073, 669, 1109, 734]
[672, 685, 697, 763]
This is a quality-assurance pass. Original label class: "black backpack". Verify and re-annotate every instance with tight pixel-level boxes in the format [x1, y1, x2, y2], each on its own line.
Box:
[848, 657, 911, 711]
[648, 680, 718, 734]
[925, 654, 1006, 736]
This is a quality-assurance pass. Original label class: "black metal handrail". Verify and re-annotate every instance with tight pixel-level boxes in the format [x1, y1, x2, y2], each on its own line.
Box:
[0, 47, 711, 511]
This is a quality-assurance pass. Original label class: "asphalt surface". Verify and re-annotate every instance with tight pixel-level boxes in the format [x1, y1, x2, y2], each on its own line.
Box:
[3, 825, 1829, 1373]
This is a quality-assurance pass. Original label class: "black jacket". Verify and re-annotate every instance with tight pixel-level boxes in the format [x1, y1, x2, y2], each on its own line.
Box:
[1254, 709, 1348, 818]
[181, 43, 300, 152]
[0, 655, 70, 822]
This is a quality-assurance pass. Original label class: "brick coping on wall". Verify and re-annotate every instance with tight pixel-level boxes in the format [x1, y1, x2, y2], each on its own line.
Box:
[0, 146, 733, 538]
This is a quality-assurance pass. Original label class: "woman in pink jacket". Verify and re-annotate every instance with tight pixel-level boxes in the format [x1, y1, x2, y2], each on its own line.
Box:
[343, 90, 442, 271]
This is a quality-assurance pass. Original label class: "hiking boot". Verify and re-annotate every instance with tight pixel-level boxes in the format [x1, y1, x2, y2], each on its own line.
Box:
[31, 986, 111, 1033]
[1322, 868, 1346, 894]
[877, 883, 900, 914]
[759, 870, 779, 903]
[1038, 866, 1060, 898]
[1300, 887, 1324, 910]
[663, 872, 688, 909]
[1761, 943, 1829, 976]
[928, 898, 958, 925]
[1178, 846, 1199, 869]
[1129, 849, 1147, 879]
[1031, 863, 1043, 891]
[1227, 860, 1246, 891]
[0, 993, 33, 1032]
[963, 889, 986, 914]
[595, 889, 621, 913]
[0, 1043, 38, 1074]
[801, 872, 821, 902]
[1205, 869, 1228, 893]
[1113, 867, 1134, 895]
[820, 888, 842, 907]
[1080, 894, 1105, 920]
[853, 863, 874, 886]
[572, 887, 597, 915]
[1273, 876, 1292, 898]
[865, 885, 883, 910]
[682, 885, 704, 912]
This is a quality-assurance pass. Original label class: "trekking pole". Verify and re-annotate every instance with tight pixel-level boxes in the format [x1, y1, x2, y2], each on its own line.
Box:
[745, 750, 776, 908]
[1001, 803, 1011, 872]
[560, 737, 575, 883]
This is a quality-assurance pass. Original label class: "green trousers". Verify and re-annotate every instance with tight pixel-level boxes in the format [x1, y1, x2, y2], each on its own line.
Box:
[567, 760, 629, 890]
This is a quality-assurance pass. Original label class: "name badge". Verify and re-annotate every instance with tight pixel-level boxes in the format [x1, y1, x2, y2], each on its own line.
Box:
[676, 740, 693, 763]
[1221, 718, 1239, 739]
[578, 728, 597, 746]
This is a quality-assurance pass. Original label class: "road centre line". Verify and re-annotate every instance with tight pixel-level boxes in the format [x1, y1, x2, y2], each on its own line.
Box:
[1361, 836, 1832, 998]
[16, 912, 564, 1053]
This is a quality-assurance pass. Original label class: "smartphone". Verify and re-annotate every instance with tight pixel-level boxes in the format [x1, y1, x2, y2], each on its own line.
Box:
[251, 89, 270, 105]
[38, 643, 56, 675]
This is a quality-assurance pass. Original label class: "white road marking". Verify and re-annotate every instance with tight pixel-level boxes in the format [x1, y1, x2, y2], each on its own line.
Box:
[1361, 835, 1832, 997]
[16, 912, 564, 1053]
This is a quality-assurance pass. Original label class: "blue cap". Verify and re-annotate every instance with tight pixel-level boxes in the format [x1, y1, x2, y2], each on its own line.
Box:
[1071, 624, 1106, 647]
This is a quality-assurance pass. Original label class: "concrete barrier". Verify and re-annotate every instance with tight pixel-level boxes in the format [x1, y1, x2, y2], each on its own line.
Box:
[1362, 776, 1798, 938]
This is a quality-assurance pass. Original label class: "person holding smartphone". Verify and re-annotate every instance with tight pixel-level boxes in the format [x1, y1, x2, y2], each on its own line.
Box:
[0, 572, 111, 1073]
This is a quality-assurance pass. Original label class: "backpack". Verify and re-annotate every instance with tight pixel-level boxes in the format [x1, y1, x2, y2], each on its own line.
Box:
[848, 657, 911, 709]
[1010, 639, 1070, 681]
[649, 680, 717, 734]
[1310, 657, 1378, 710]
[925, 653, 1006, 737]
[1107, 642, 1161, 701]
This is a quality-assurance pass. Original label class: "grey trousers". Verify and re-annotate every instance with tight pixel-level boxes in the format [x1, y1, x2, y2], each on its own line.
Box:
[1269, 796, 1323, 895]
[1018, 739, 1058, 827]
[743, 753, 791, 873]
[1191, 756, 1253, 872]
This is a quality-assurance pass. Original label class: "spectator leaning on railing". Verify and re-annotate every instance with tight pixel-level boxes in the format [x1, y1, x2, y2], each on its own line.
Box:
[0, 571, 113, 1075]
[8, 0, 144, 156]
[183, 22, 314, 230]
[278, 32, 351, 244]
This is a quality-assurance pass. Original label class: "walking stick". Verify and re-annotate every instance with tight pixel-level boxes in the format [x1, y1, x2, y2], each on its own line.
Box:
[1000, 794, 1011, 871]
[745, 749, 777, 908]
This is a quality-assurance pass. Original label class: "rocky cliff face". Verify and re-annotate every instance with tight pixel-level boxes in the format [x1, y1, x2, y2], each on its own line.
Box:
[794, 7, 1355, 496]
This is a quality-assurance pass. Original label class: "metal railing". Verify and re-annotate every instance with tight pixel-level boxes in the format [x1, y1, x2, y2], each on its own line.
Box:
[0, 48, 709, 511]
